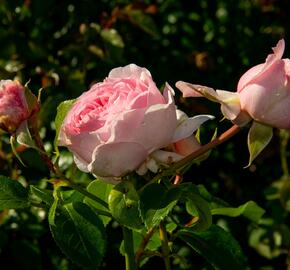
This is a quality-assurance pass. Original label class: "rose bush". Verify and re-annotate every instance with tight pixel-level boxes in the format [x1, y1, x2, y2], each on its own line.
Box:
[238, 39, 290, 129]
[0, 80, 30, 133]
[59, 64, 213, 178]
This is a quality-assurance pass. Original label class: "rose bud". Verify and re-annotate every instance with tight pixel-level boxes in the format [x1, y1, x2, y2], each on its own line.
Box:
[177, 39, 290, 130]
[0, 80, 31, 133]
[238, 39, 290, 129]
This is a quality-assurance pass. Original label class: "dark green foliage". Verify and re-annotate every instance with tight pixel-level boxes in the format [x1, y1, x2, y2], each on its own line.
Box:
[0, 0, 290, 269]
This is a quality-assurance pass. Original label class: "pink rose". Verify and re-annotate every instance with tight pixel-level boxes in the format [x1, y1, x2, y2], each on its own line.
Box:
[59, 64, 178, 177]
[176, 39, 290, 129]
[238, 39, 290, 129]
[0, 80, 30, 133]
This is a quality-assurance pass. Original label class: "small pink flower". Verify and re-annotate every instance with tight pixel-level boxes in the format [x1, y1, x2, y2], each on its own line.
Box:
[0, 80, 30, 133]
[238, 39, 290, 129]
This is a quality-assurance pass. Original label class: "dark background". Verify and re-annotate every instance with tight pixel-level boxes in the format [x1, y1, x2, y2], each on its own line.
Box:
[0, 0, 289, 269]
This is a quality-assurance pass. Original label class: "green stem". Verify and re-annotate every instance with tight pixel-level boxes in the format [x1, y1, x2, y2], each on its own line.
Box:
[28, 114, 110, 210]
[122, 227, 137, 270]
[135, 227, 155, 266]
[159, 222, 171, 270]
[280, 130, 289, 176]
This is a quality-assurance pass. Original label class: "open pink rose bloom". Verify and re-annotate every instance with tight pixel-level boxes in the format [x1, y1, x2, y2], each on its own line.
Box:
[176, 39, 290, 129]
[59, 64, 213, 178]
[0, 80, 30, 133]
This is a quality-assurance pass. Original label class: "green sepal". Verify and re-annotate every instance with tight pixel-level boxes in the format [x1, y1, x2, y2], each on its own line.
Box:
[246, 121, 273, 167]
[24, 80, 39, 115]
[54, 99, 75, 156]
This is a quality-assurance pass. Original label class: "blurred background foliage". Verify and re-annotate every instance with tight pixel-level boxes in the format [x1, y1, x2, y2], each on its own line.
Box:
[0, 0, 289, 269]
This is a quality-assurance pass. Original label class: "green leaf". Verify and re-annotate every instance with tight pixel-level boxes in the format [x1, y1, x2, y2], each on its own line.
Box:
[108, 181, 143, 230]
[0, 175, 29, 210]
[177, 225, 248, 270]
[211, 200, 265, 222]
[100, 28, 124, 62]
[49, 201, 106, 269]
[120, 229, 161, 256]
[84, 179, 113, 226]
[54, 99, 75, 155]
[247, 121, 273, 167]
[30, 185, 54, 205]
[185, 186, 212, 231]
[100, 28, 124, 48]
[139, 183, 181, 229]
[60, 190, 84, 204]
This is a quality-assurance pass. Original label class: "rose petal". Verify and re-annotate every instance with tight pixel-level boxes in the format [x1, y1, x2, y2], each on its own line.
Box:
[73, 154, 89, 173]
[151, 149, 183, 163]
[88, 142, 147, 177]
[172, 114, 214, 143]
[174, 136, 201, 156]
[108, 63, 151, 81]
[238, 39, 285, 92]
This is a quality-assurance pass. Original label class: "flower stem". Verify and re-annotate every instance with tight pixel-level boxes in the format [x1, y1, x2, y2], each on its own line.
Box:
[280, 129, 289, 176]
[122, 227, 137, 270]
[28, 114, 110, 209]
[159, 222, 171, 270]
[135, 227, 155, 265]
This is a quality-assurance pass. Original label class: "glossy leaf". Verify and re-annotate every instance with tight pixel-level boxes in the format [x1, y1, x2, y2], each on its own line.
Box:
[247, 121, 273, 167]
[108, 181, 143, 230]
[211, 200, 265, 222]
[177, 225, 248, 270]
[0, 175, 29, 210]
[184, 186, 212, 231]
[54, 99, 75, 155]
[139, 183, 181, 229]
[84, 179, 113, 226]
[49, 201, 106, 269]
[30, 185, 54, 205]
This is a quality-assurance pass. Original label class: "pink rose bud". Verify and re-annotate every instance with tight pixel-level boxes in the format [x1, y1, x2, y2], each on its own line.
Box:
[0, 80, 30, 133]
[238, 39, 290, 129]
[58, 64, 177, 178]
